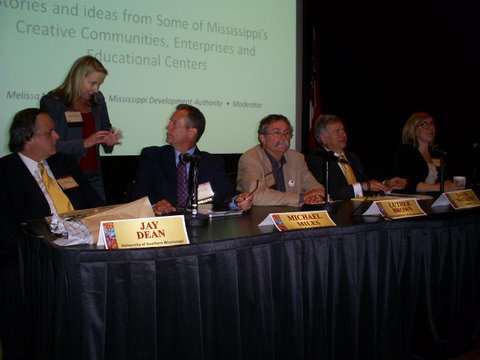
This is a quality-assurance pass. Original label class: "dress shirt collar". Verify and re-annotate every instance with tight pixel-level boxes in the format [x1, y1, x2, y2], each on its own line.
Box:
[18, 152, 58, 215]
[18, 152, 45, 177]
[263, 148, 286, 167]
[322, 146, 345, 159]
[174, 146, 197, 166]
[263, 149, 287, 192]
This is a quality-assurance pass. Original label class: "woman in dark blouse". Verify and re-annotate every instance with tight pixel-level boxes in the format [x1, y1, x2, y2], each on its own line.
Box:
[393, 112, 462, 194]
[40, 55, 122, 201]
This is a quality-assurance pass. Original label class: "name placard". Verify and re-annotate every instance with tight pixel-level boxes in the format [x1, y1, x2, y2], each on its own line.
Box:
[432, 189, 480, 209]
[197, 182, 214, 204]
[258, 210, 336, 231]
[99, 216, 189, 249]
[363, 198, 426, 219]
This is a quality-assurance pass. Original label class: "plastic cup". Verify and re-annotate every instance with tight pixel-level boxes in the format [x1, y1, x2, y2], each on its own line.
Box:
[453, 176, 466, 189]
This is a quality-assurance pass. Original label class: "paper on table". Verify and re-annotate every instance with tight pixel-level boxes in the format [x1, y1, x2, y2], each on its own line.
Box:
[80, 197, 155, 245]
[197, 204, 243, 218]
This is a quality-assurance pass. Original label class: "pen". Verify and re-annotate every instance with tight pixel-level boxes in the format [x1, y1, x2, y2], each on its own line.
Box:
[248, 179, 259, 197]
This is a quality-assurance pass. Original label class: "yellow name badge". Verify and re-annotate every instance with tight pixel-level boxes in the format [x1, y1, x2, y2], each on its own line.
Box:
[64, 111, 83, 124]
[56, 176, 79, 190]
[98, 216, 190, 249]
[432, 189, 480, 209]
[363, 198, 426, 219]
[258, 210, 336, 231]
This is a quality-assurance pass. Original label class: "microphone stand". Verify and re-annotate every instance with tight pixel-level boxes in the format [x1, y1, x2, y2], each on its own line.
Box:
[185, 158, 208, 227]
[319, 151, 337, 213]
[431, 145, 447, 194]
[439, 155, 445, 194]
[325, 160, 331, 204]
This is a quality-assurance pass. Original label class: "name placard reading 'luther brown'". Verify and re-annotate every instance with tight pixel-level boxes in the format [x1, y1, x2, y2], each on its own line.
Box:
[99, 216, 189, 249]
[363, 198, 426, 219]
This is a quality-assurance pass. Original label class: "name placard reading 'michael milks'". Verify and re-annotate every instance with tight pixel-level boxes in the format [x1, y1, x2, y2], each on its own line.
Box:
[99, 216, 189, 249]
[259, 210, 336, 231]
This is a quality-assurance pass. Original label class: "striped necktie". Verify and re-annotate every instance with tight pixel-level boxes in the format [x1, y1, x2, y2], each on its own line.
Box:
[38, 163, 74, 214]
[177, 155, 189, 208]
[338, 155, 357, 185]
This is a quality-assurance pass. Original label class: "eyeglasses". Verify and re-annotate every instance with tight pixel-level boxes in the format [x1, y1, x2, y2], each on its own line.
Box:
[263, 130, 293, 138]
[416, 121, 435, 129]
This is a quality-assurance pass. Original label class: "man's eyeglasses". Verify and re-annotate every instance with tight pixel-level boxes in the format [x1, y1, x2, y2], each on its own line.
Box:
[263, 130, 293, 138]
[416, 121, 435, 129]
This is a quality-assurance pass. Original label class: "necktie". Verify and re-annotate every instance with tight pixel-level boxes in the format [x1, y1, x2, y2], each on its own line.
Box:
[177, 155, 189, 208]
[338, 155, 357, 185]
[38, 163, 74, 214]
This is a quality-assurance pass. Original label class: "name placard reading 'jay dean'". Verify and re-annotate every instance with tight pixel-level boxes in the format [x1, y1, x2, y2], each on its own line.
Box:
[98, 216, 189, 249]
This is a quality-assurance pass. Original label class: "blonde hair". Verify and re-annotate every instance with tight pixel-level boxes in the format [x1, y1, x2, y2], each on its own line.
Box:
[402, 112, 434, 147]
[50, 55, 107, 106]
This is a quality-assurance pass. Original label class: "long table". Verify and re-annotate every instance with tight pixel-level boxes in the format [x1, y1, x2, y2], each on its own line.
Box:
[21, 200, 480, 359]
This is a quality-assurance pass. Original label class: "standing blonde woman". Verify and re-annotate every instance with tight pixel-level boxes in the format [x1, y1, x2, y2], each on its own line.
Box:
[40, 55, 121, 201]
[393, 112, 461, 194]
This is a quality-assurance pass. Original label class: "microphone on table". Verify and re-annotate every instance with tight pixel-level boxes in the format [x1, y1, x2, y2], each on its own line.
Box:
[430, 145, 448, 193]
[430, 145, 448, 157]
[319, 150, 339, 162]
[181, 153, 200, 164]
[180, 152, 207, 227]
[319, 150, 353, 166]
[336, 155, 349, 164]
[337, 153, 369, 183]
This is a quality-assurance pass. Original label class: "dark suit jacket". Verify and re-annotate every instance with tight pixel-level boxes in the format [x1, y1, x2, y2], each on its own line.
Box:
[130, 145, 236, 207]
[307, 147, 369, 200]
[392, 144, 428, 193]
[40, 92, 113, 158]
[0, 152, 102, 359]
[392, 144, 451, 194]
[0, 152, 104, 260]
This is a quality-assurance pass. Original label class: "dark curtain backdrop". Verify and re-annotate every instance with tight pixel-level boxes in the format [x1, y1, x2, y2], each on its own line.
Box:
[302, 0, 480, 182]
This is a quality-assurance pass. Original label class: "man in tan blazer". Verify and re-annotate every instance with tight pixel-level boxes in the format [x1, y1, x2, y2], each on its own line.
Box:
[237, 114, 325, 206]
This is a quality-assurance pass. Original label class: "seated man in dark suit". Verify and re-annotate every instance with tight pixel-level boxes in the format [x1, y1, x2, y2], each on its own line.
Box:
[130, 104, 253, 216]
[307, 114, 407, 201]
[0, 108, 104, 360]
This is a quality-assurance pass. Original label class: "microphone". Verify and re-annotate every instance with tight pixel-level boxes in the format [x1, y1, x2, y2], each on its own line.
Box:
[430, 145, 448, 157]
[317, 150, 339, 161]
[336, 155, 349, 164]
[180, 153, 200, 164]
[338, 153, 369, 181]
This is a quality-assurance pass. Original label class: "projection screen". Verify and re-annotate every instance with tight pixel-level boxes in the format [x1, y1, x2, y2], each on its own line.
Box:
[0, 0, 301, 156]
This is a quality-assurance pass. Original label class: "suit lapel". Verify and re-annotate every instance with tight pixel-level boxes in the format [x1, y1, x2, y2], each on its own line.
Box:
[10, 154, 51, 215]
[163, 146, 179, 199]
